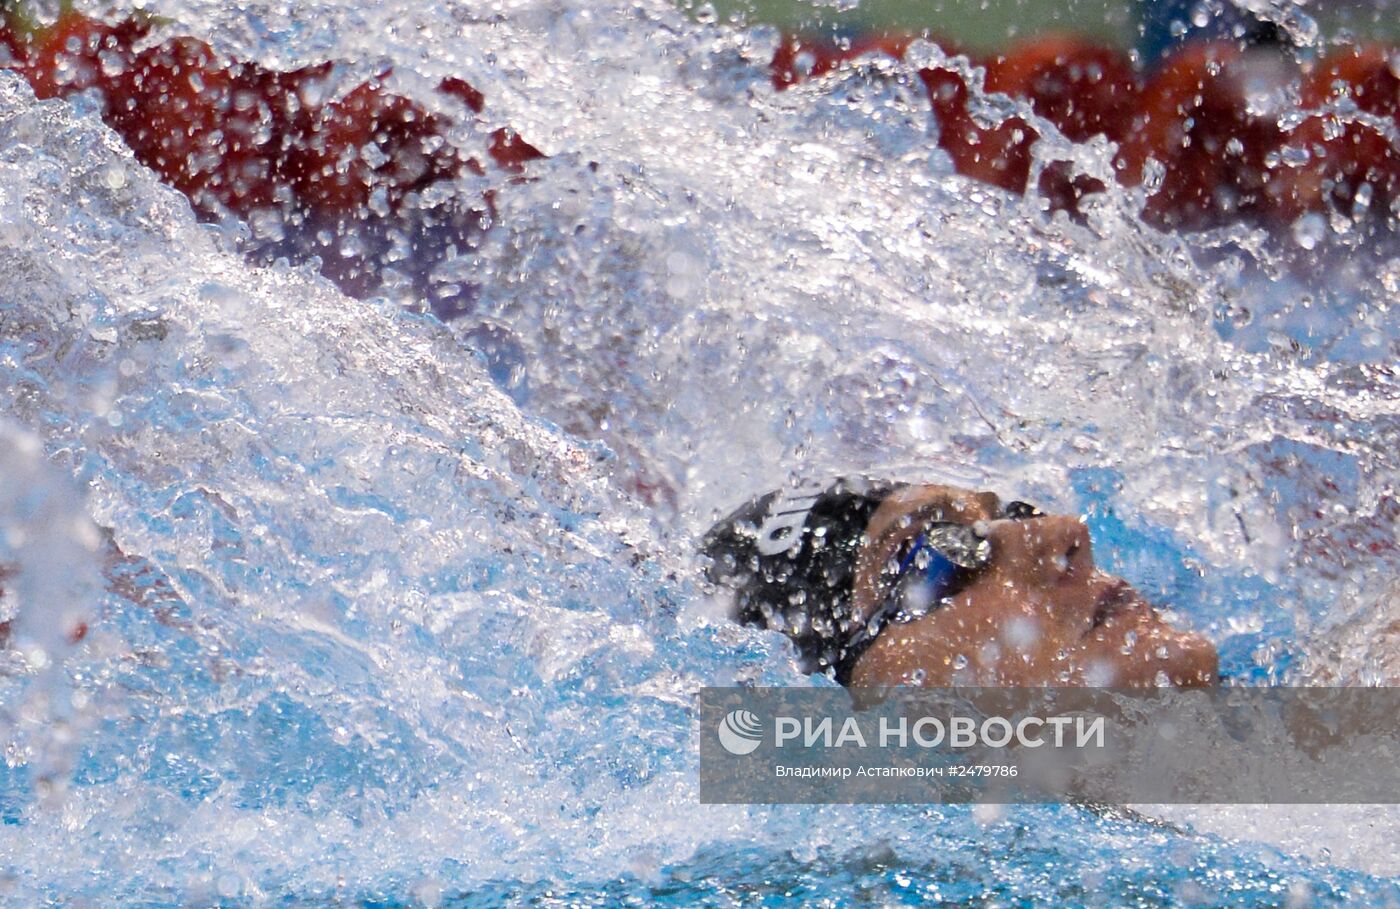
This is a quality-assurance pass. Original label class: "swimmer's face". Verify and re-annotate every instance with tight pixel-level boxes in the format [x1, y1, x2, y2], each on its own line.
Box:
[850, 488, 1218, 688]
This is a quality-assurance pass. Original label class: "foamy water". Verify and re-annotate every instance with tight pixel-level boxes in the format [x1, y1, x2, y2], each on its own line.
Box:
[0, 0, 1398, 903]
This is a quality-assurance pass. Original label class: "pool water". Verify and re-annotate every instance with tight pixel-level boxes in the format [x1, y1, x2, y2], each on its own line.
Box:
[0, 0, 1398, 904]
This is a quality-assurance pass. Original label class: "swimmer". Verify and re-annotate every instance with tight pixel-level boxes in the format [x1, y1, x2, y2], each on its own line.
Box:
[702, 478, 1218, 688]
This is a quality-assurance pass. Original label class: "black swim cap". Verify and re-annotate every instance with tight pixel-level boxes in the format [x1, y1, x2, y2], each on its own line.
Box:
[701, 477, 897, 680]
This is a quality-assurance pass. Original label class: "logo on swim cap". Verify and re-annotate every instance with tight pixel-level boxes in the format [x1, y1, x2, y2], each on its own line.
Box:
[754, 479, 826, 555]
[717, 709, 764, 755]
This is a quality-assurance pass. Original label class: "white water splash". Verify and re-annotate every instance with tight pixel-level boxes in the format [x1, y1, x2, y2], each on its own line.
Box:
[0, 0, 1397, 901]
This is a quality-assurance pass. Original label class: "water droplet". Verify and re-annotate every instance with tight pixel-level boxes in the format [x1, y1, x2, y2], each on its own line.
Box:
[414, 878, 444, 909]
[1279, 145, 1310, 168]
[360, 142, 389, 169]
[248, 209, 284, 242]
[1291, 213, 1327, 251]
[340, 234, 366, 258]
[100, 163, 127, 190]
[1378, 259, 1400, 294]
[22, 646, 50, 670]
[1141, 158, 1165, 194]
[1286, 881, 1315, 909]
[369, 186, 391, 218]
[1352, 182, 1374, 214]
[216, 873, 242, 898]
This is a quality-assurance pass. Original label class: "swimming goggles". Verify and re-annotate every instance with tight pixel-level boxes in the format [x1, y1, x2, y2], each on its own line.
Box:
[846, 500, 1044, 652]
[884, 522, 991, 616]
[891, 500, 1043, 609]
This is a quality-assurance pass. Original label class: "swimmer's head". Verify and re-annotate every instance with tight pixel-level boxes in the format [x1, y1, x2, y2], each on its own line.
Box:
[849, 487, 1219, 689]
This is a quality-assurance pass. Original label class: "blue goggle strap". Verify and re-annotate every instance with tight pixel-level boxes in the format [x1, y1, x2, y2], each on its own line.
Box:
[841, 529, 978, 671]
[894, 533, 962, 609]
